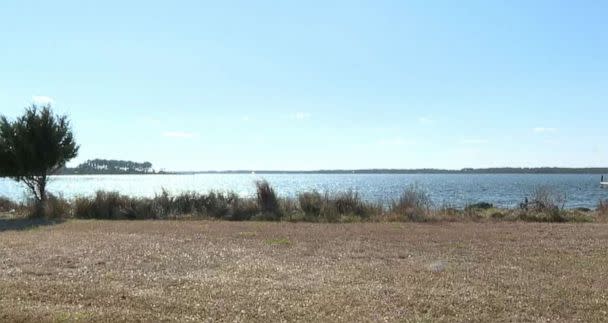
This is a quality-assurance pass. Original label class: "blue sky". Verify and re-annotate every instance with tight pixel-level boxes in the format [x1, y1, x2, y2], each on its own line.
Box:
[1, 1, 606, 171]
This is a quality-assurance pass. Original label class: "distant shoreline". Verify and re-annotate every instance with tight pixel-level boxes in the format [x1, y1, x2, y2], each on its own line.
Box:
[55, 167, 608, 175]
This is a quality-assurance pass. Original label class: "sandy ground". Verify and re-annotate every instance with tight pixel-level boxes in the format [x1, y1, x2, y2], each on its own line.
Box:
[1, 219, 607, 322]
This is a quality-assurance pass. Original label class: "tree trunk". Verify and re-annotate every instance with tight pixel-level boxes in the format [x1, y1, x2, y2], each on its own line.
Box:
[26, 175, 47, 217]
[37, 175, 47, 203]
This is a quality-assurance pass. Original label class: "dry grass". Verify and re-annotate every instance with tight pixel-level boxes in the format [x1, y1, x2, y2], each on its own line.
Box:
[598, 200, 608, 222]
[390, 184, 433, 221]
[1, 219, 607, 322]
[2, 182, 604, 223]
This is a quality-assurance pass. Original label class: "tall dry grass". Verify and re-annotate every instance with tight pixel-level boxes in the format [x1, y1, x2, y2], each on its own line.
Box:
[255, 180, 282, 220]
[1, 181, 603, 223]
[296, 190, 382, 222]
[390, 184, 433, 221]
[597, 199, 608, 221]
[518, 186, 567, 222]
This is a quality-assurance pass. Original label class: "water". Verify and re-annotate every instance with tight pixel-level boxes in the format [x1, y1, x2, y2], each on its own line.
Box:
[1, 174, 607, 208]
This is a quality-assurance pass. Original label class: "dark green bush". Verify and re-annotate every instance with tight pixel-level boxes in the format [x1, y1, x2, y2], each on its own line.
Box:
[465, 202, 494, 210]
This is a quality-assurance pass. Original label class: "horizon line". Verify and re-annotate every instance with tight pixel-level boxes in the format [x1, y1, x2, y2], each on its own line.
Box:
[162, 167, 608, 174]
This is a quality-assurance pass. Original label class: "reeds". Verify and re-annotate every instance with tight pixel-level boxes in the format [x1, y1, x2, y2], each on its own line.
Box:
[1, 181, 603, 223]
[518, 186, 567, 222]
[390, 184, 433, 221]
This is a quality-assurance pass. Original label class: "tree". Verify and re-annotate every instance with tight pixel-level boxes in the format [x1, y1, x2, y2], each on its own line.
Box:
[0, 105, 79, 205]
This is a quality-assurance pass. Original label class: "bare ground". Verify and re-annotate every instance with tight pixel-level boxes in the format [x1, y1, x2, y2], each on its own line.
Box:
[1, 219, 607, 322]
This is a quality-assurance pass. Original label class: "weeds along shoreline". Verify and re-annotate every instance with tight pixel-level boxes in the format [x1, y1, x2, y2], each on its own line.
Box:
[1, 181, 607, 223]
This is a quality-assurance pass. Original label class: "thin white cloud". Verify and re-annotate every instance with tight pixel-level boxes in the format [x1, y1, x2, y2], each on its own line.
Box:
[32, 96, 54, 105]
[241, 116, 251, 122]
[533, 127, 557, 133]
[460, 138, 489, 145]
[418, 116, 435, 125]
[162, 131, 198, 139]
[291, 112, 311, 120]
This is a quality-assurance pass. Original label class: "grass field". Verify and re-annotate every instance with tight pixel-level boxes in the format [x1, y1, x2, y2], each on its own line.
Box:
[1, 219, 607, 322]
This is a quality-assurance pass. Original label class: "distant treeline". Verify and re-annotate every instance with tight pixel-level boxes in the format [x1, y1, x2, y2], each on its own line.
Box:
[58, 163, 608, 175]
[173, 167, 608, 175]
[59, 159, 154, 175]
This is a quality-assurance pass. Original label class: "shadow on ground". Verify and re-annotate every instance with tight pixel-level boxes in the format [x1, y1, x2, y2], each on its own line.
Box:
[0, 217, 65, 232]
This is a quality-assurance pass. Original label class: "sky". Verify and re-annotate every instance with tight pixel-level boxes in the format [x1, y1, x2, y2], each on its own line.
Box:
[1, 1, 607, 171]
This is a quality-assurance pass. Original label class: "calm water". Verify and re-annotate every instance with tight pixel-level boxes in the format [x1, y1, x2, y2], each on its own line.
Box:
[1, 174, 607, 208]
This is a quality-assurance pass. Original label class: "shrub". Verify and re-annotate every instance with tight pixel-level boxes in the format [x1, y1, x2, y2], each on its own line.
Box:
[334, 190, 361, 215]
[172, 191, 200, 214]
[212, 192, 244, 219]
[465, 202, 494, 211]
[296, 190, 381, 221]
[227, 197, 258, 221]
[526, 186, 565, 213]
[73, 196, 94, 218]
[26, 194, 71, 218]
[43, 194, 71, 219]
[390, 184, 433, 221]
[0, 196, 18, 212]
[280, 197, 299, 219]
[518, 186, 567, 222]
[332, 191, 381, 219]
[518, 211, 566, 223]
[73, 191, 136, 219]
[255, 180, 282, 220]
[151, 189, 173, 217]
[299, 191, 323, 217]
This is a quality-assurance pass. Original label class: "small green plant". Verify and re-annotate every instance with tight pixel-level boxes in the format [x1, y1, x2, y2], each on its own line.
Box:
[265, 237, 291, 245]
[465, 202, 494, 211]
